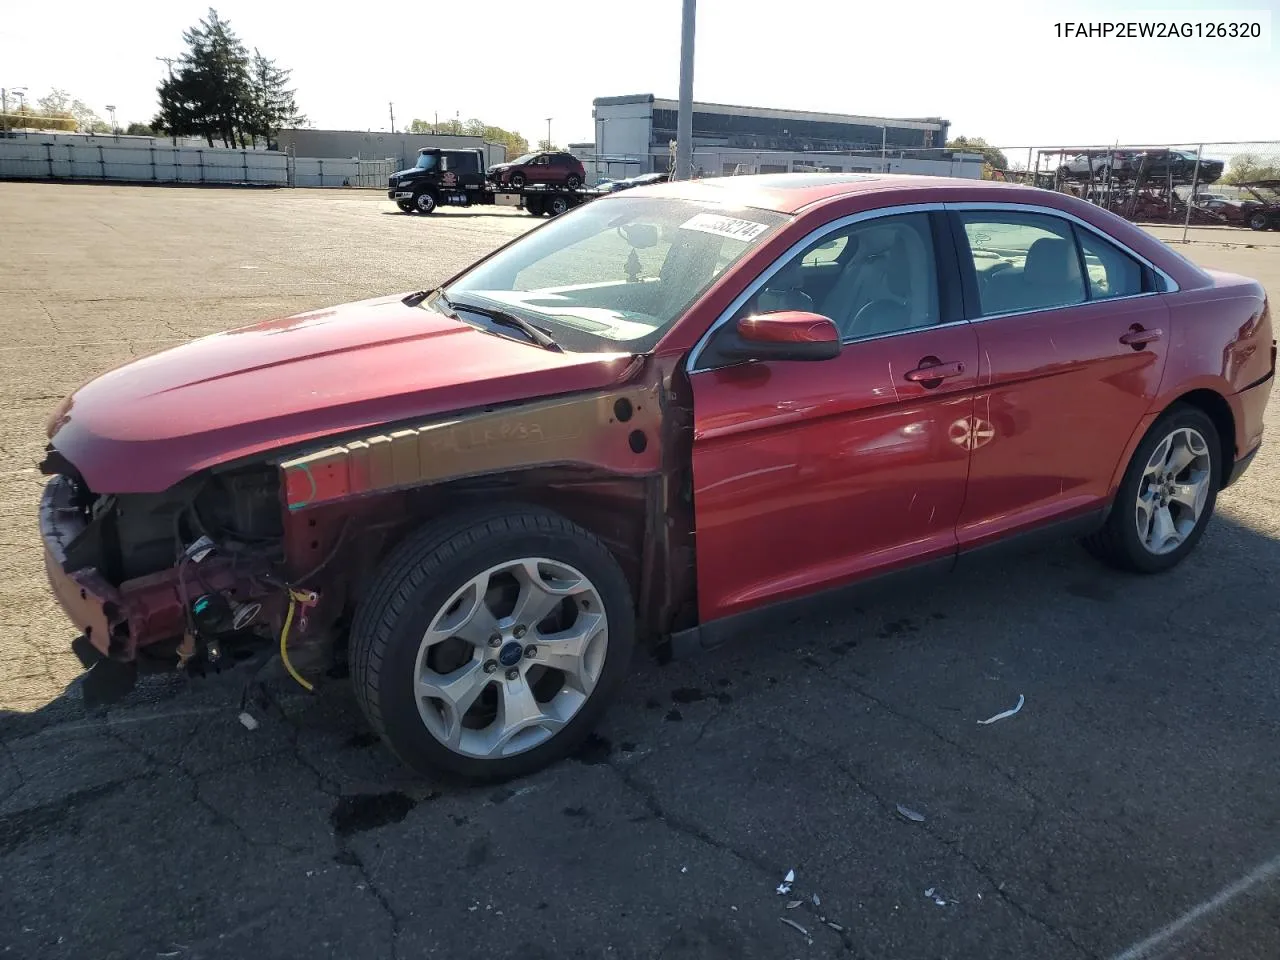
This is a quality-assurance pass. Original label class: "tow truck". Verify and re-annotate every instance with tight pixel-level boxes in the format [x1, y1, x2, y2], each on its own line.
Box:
[388, 147, 592, 217]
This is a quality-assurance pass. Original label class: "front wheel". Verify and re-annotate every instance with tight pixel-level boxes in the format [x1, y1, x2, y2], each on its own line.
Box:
[349, 507, 636, 781]
[413, 190, 437, 215]
[1083, 405, 1221, 573]
[509, 172, 527, 188]
[1250, 211, 1269, 231]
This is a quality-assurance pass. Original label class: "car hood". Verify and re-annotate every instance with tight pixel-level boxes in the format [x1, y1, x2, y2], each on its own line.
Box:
[48, 294, 637, 493]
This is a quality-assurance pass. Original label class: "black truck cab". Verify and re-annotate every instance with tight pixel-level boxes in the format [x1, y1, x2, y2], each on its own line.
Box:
[389, 147, 588, 218]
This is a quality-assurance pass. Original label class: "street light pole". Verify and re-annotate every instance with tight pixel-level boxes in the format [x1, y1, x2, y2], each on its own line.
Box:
[106, 105, 117, 136]
[674, 0, 696, 181]
[389, 101, 395, 134]
[880, 126, 887, 171]
[546, 117, 552, 149]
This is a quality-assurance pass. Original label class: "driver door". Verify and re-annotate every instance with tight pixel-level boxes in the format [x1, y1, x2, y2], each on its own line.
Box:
[688, 210, 979, 623]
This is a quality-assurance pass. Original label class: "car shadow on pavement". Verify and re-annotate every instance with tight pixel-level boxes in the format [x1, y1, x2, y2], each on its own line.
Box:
[4, 512, 1280, 960]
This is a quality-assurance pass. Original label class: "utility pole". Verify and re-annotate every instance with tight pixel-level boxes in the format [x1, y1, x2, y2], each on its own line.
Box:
[880, 126, 887, 171]
[546, 117, 552, 149]
[389, 101, 395, 134]
[674, 0, 696, 181]
[156, 57, 177, 145]
[1, 89, 8, 137]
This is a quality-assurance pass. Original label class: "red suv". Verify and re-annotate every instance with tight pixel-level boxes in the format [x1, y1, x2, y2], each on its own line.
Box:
[37, 174, 1274, 783]
[487, 151, 586, 189]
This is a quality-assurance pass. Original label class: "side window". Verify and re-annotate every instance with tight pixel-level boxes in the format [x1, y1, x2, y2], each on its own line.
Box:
[1075, 227, 1143, 299]
[960, 212, 1085, 316]
[739, 212, 940, 342]
[533, 155, 549, 166]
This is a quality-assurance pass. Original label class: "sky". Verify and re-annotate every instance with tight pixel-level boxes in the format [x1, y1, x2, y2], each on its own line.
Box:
[3, 0, 1277, 150]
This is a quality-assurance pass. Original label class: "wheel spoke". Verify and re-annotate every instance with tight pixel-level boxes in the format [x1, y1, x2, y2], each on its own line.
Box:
[1170, 473, 1209, 516]
[1149, 504, 1179, 551]
[507, 560, 587, 630]
[1145, 435, 1172, 479]
[1136, 492, 1156, 542]
[426, 571, 500, 647]
[489, 674, 563, 754]
[417, 660, 490, 748]
[528, 611, 606, 692]
[1165, 437, 1197, 478]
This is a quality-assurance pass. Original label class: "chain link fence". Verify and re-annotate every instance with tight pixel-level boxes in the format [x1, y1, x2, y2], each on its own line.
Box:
[989, 142, 1280, 238]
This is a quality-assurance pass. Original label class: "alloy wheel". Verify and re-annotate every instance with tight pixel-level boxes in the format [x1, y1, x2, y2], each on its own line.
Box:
[413, 558, 608, 759]
[1134, 426, 1212, 555]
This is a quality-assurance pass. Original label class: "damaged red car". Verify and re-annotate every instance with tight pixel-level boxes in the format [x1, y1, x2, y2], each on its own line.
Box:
[39, 174, 1274, 780]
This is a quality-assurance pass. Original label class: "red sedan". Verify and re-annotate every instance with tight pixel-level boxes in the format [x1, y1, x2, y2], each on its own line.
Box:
[39, 174, 1274, 781]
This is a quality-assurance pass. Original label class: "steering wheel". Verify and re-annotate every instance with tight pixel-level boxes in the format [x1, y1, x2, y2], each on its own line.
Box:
[848, 297, 911, 338]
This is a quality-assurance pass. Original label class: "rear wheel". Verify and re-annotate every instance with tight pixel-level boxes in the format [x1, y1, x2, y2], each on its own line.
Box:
[525, 196, 545, 217]
[1083, 405, 1221, 573]
[1250, 211, 1270, 231]
[349, 507, 635, 781]
[548, 196, 570, 217]
[566, 173, 582, 189]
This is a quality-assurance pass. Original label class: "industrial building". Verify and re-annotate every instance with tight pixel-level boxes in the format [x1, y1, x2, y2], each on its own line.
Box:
[576, 94, 978, 181]
[273, 129, 507, 171]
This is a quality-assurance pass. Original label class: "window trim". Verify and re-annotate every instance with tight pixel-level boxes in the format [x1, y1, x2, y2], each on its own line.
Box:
[685, 200, 1178, 374]
[1071, 222, 1149, 301]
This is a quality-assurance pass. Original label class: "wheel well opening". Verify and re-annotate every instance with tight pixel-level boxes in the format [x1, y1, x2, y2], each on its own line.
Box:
[1173, 389, 1235, 474]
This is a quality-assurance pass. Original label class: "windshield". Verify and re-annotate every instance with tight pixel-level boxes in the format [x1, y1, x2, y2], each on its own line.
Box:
[442, 197, 788, 353]
[511, 153, 535, 165]
[415, 153, 439, 170]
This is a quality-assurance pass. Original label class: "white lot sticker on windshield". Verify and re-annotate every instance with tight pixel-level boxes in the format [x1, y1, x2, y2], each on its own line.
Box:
[679, 213, 771, 242]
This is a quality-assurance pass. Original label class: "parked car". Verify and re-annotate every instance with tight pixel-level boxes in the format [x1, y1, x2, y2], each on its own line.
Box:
[39, 174, 1274, 781]
[1134, 150, 1225, 185]
[1238, 180, 1280, 231]
[1057, 151, 1141, 180]
[595, 172, 671, 194]
[486, 151, 586, 189]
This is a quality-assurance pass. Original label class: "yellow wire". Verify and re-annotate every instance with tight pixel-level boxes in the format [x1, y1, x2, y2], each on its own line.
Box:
[279, 588, 315, 692]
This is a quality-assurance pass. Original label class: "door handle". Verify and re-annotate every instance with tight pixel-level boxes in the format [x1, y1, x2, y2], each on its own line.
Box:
[905, 359, 966, 383]
[1119, 326, 1163, 349]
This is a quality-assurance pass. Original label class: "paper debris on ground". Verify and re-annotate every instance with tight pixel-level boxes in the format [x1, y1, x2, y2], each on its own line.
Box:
[826, 921, 844, 932]
[977, 693, 1025, 725]
[680, 866, 687, 873]
[237, 712, 259, 731]
[924, 887, 949, 906]
[786, 899, 803, 909]
[778, 916, 811, 940]
[776, 869, 795, 895]
[896, 803, 926, 822]
[812, 892, 821, 907]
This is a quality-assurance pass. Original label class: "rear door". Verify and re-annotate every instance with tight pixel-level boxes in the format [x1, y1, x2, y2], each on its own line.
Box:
[949, 205, 1170, 549]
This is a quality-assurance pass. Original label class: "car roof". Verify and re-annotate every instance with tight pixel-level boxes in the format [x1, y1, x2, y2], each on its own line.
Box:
[636, 172, 1045, 214]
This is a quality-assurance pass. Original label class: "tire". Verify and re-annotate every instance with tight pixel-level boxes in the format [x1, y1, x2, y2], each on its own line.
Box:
[525, 196, 545, 217]
[396, 200, 414, 213]
[412, 189, 437, 215]
[349, 505, 636, 782]
[566, 173, 582, 189]
[1083, 404, 1221, 574]
[1250, 212, 1269, 231]
[548, 196, 570, 217]
[509, 171, 527, 188]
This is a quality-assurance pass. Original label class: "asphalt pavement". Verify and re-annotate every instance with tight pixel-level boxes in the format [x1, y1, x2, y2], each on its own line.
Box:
[2, 183, 1280, 960]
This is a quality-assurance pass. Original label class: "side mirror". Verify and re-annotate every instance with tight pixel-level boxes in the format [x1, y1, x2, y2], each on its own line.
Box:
[718, 311, 841, 362]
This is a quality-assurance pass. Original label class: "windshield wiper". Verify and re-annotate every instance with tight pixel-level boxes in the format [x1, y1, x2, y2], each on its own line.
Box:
[440, 294, 562, 352]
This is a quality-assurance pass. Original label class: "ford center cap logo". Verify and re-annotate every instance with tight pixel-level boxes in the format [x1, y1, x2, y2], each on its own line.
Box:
[498, 641, 523, 668]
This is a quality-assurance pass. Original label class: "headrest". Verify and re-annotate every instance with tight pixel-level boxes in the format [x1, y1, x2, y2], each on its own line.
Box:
[1024, 237, 1081, 286]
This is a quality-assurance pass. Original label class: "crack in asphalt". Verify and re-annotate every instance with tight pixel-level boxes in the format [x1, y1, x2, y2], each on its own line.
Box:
[768, 715, 1097, 960]
[0, 772, 159, 855]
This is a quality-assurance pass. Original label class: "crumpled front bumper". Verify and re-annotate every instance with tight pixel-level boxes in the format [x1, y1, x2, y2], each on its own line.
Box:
[40, 475, 129, 659]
